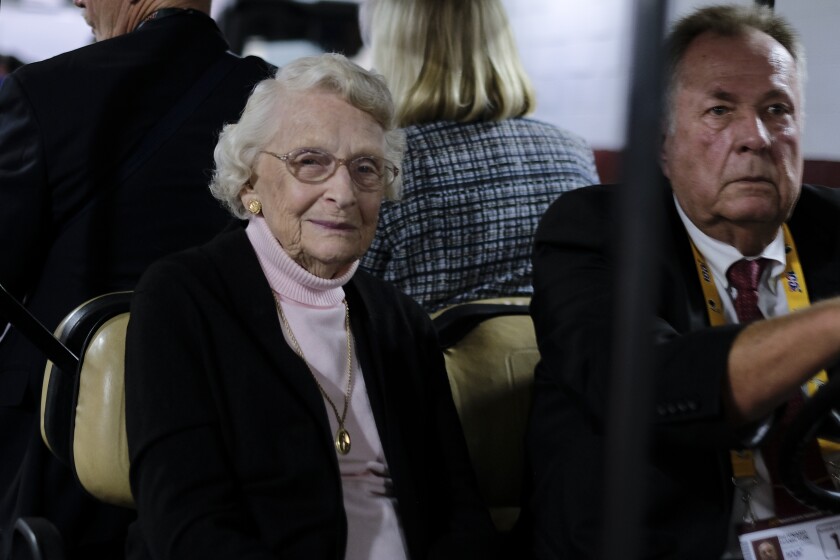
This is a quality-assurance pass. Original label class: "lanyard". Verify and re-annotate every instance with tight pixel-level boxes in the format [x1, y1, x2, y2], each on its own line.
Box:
[688, 224, 833, 481]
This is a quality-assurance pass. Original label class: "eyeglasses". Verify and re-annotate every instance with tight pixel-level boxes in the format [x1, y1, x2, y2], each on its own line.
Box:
[260, 148, 399, 192]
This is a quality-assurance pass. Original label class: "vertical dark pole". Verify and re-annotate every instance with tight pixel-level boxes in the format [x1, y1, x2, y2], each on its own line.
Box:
[600, 0, 667, 558]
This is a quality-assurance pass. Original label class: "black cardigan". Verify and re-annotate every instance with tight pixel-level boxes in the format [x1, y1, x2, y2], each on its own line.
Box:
[124, 225, 498, 560]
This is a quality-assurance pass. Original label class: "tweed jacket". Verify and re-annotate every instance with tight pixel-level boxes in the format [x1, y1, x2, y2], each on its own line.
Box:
[360, 118, 599, 312]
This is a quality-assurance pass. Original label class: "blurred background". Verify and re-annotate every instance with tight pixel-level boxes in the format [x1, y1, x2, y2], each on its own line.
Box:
[1, 0, 837, 165]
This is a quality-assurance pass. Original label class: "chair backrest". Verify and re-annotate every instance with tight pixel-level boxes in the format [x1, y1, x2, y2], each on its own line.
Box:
[40, 292, 135, 509]
[38, 291, 539, 524]
[432, 297, 538, 532]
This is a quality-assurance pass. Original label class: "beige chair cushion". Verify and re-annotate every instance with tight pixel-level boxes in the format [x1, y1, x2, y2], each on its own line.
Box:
[41, 312, 135, 509]
[73, 313, 134, 507]
[436, 297, 537, 531]
[39, 293, 536, 520]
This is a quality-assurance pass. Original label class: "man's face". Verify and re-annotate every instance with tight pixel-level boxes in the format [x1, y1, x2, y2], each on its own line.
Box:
[661, 29, 803, 244]
[73, 0, 129, 41]
[757, 541, 779, 560]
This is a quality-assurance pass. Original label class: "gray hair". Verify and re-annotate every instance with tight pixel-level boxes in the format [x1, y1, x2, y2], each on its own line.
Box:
[664, 4, 805, 131]
[210, 53, 406, 219]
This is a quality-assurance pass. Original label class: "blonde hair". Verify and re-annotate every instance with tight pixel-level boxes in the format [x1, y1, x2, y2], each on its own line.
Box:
[362, 0, 536, 127]
[210, 53, 406, 218]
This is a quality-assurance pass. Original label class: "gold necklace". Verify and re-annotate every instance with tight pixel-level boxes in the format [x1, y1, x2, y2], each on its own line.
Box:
[273, 293, 354, 455]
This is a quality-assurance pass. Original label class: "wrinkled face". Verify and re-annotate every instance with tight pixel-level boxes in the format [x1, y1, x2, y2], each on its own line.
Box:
[661, 29, 803, 239]
[240, 91, 386, 279]
[757, 542, 779, 560]
[73, 0, 129, 41]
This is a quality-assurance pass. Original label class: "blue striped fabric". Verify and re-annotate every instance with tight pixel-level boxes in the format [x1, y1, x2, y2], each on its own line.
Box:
[360, 118, 600, 312]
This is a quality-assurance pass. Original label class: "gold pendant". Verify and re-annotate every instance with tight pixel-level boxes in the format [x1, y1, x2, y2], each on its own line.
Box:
[335, 427, 351, 455]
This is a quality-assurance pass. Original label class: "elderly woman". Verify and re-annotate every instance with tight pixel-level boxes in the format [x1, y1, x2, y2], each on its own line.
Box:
[124, 53, 497, 560]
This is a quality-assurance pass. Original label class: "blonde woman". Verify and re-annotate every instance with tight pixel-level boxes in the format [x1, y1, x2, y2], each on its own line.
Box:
[359, 0, 600, 312]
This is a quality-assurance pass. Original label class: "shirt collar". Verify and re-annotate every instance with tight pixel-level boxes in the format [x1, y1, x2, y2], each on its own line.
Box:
[673, 194, 786, 292]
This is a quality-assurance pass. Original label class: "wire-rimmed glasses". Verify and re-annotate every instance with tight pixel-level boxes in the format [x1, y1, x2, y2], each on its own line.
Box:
[260, 148, 399, 193]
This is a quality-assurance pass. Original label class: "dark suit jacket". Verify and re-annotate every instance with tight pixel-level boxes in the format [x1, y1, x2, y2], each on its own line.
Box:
[526, 183, 840, 559]
[124, 225, 498, 560]
[0, 10, 274, 556]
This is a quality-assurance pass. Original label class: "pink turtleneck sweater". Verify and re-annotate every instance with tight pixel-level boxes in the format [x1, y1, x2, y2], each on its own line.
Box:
[246, 217, 409, 560]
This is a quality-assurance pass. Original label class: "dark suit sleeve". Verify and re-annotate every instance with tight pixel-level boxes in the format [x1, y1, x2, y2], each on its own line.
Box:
[0, 75, 50, 304]
[125, 261, 276, 560]
[527, 187, 749, 558]
[529, 186, 744, 439]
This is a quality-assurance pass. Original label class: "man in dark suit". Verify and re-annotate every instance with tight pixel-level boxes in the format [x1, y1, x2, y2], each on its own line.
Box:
[0, 0, 273, 557]
[527, 5, 840, 559]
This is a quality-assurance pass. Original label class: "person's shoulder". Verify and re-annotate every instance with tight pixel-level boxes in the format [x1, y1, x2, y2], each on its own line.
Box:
[800, 183, 840, 205]
[10, 17, 173, 89]
[403, 118, 589, 152]
[511, 117, 587, 140]
[536, 183, 616, 237]
[547, 182, 616, 211]
[350, 268, 431, 323]
[793, 184, 840, 220]
[230, 53, 276, 79]
[352, 268, 413, 304]
[477, 118, 599, 169]
[7, 40, 100, 87]
[789, 184, 840, 235]
[139, 223, 247, 288]
[400, 120, 460, 149]
[9, 50, 115, 111]
[403, 119, 518, 147]
[491, 117, 590, 150]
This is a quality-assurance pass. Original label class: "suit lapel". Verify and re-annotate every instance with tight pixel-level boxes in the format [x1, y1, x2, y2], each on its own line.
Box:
[659, 187, 711, 334]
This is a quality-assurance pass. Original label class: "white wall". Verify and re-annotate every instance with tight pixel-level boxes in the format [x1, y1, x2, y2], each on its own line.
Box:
[774, 0, 840, 160]
[503, 0, 634, 151]
[504, 0, 840, 160]
[0, 0, 92, 63]
[1, 0, 838, 160]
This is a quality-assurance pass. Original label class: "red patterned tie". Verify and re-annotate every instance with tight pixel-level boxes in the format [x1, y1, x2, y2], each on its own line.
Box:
[726, 258, 767, 323]
[727, 259, 828, 518]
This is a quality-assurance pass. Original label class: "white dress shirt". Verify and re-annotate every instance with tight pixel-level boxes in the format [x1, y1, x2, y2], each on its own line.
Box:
[674, 198, 788, 559]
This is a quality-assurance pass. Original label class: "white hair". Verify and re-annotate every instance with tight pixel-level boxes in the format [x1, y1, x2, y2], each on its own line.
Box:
[210, 53, 406, 219]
